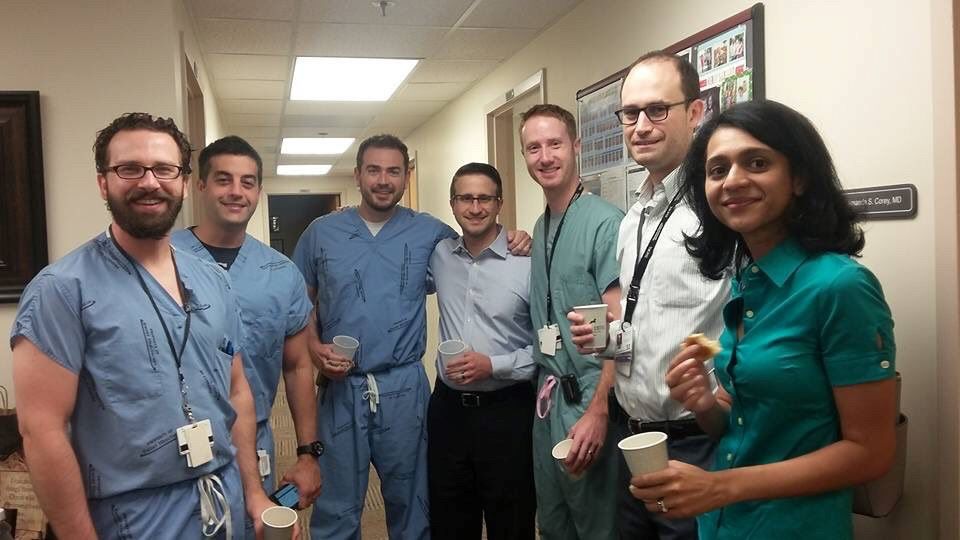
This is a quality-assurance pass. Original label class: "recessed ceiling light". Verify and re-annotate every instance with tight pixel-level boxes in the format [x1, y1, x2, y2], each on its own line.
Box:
[280, 137, 354, 155]
[290, 57, 419, 101]
[277, 165, 332, 176]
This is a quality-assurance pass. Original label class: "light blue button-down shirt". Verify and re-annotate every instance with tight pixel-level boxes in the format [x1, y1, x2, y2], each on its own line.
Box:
[429, 226, 536, 391]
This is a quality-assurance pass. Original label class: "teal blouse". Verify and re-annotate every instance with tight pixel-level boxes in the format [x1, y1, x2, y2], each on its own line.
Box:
[698, 238, 896, 540]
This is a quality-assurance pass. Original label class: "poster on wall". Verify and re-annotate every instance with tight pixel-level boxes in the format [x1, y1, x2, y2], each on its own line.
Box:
[578, 78, 627, 176]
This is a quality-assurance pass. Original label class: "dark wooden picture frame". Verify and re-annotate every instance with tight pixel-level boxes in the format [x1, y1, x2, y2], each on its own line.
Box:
[0, 91, 48, 303]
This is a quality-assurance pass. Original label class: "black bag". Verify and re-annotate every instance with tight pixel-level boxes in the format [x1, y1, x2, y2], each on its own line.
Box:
[0, 387, 21, 460]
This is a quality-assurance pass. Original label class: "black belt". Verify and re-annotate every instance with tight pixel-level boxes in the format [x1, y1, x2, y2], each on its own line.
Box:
[434, 379, 534, 408]
[627, 417, 705, 440]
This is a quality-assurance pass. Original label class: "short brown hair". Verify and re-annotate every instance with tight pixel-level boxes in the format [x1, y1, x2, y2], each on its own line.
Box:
[625, 50, 701, 102]
[356, 134, 409, 171]
[519, 104, 578, 144]
[93, 112, 192, 174]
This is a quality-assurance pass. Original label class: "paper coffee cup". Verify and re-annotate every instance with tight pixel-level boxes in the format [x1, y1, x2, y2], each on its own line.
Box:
[332, 335, 359, 362]
[551, 438, 583, 480]
[573, 304, 608, 349]
[438, 339, 470, 371]
[261, 505, 298, 540]
[618, 431, 668, 476]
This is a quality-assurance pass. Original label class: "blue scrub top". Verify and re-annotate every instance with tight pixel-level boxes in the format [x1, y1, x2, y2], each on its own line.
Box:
[172, 230, 312, 425]
[700, 238, 896, 540]
[9, 232, 245, 500]
[293, 207, 456, 373]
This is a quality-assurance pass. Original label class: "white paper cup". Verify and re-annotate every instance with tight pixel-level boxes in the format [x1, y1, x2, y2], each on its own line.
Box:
[551, 438, 583, 480]
[438, 339, 470, 371]
[573, 304, 608, 349]
[331, 335, 359, 362]
[618, 431, 668, 476]
[261, 505, 298, 540]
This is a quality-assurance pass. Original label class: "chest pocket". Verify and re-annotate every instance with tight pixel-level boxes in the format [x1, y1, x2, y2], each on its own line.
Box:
[652, 250, 711, 308]
[560, 270, 599, 309]
[101, 323, 167, 404]
[400, 244, 431, 301]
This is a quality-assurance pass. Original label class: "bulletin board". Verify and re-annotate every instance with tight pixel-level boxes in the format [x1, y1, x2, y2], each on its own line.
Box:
[575, 3, 765, 211]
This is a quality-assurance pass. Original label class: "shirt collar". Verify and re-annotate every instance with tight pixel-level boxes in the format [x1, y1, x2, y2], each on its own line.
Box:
[753, 237, 809, 288]
[637, 167, 681, 203]
[453, 225, 507, 259]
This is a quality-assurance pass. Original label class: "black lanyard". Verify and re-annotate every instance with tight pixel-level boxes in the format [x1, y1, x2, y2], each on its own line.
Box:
[108, 227, 195, 423]
[543, 184, 584, 323]
[623, 189, 685, 326]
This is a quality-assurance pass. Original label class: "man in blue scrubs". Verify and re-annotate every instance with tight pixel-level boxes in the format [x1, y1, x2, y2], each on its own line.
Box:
[294, 135, 531, 539]
[10, 113, 274, 539]
[171, 136, 323, 522]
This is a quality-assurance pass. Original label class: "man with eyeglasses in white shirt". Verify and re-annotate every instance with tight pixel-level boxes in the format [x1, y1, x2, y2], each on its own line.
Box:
[570, 51, 729, 540]
[427, 162, 536, 540]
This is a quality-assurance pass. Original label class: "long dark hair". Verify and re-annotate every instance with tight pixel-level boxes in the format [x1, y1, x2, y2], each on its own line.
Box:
[681, 100, 864, 279]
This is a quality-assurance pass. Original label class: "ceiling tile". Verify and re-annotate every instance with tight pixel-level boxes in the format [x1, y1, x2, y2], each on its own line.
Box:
[207, 54, 290, 80]
[220, 99, 284, 115]
[188, 0, 296, 21]
[233, 126, 281, 139]
[381, 100, 447, 116]
[433, 28, 536, 60]
[394, 82, 467, 101]
[462, 0, 582, 29]
[216, 80, 287, 100]
[226, 113, 282, 127]
[294, 23, 447, 57]
[409, 60, 499, 83]
[243, 137, 278, 149]
[280, 127, 365, 138]
[299, 0, 474, 26]
[278, 155, 340, 166]
[283, 115, 374, 129]
[369, 112, 432, 130]
[197, 19, 293, 55]
[284, 101, 386, 117]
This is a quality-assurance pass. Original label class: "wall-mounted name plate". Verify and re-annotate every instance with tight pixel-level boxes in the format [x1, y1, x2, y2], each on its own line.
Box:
[843, 183, 917, 220]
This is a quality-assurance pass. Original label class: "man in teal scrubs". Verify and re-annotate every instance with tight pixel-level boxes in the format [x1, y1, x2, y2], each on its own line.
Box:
[520, 104, 624, 539]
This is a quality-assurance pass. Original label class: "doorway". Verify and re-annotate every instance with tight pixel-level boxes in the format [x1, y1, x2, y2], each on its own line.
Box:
[267, 194, 340, 258]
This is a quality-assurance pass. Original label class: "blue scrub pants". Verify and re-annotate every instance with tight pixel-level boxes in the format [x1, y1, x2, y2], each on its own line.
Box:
[89, 461, 245, 540]
[309, 362, 431, 540]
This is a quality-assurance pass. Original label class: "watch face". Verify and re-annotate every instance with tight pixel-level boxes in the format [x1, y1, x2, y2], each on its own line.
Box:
[311, 441, 325, 456]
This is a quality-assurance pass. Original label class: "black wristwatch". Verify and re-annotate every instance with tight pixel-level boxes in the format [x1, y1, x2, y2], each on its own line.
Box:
[296, 440, 325, 457]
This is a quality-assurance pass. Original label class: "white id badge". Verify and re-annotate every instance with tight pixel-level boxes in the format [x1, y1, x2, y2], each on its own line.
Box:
[613, 322, 634, 378]
[176, 418, 214, 468]
[538, 324, 561, 357]
[257, 448, 271, 478]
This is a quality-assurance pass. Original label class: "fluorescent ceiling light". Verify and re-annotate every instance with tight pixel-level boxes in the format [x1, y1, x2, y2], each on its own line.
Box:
[290, 57, 419, 101]
[277, 165, 332, 176]
[280, 137, 354, 155]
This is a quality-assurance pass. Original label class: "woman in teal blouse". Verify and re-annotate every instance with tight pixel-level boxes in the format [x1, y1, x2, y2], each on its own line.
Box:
[628, 100, 897, 539]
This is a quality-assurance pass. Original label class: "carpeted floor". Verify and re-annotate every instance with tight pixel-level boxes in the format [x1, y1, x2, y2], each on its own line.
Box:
[271, 379, 390, 540]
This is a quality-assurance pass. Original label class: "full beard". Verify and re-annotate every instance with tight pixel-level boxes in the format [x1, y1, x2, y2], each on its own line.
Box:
[106, 189, 183, 240]
[361, 188, 402, 213]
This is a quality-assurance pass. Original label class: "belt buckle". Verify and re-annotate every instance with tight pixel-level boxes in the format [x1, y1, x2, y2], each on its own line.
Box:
[460, 393, 480, 408]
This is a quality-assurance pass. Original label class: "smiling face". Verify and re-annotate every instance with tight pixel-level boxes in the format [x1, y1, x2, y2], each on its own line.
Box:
[356, 146, 408, 215]
[704, 126, 801, 251]
[450, 172, 502, 242]
[621, 59, 702, 177]
[97, 129, 185, 239]
[197, 154, 261, 230]
[520, 114, 581, 194]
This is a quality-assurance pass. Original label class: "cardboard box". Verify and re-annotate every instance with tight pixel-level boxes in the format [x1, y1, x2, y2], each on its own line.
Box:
[0, 452, 46, 539]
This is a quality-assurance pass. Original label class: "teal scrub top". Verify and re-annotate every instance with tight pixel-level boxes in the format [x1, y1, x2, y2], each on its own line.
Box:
[700, 238, 896, 540]
[530, 193, 624, 380]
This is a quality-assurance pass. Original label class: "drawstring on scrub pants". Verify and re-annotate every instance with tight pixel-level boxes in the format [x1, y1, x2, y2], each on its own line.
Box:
[198, 473, 231, 539]
[537, 375, 558, 419]
[362, 373, 380, 413]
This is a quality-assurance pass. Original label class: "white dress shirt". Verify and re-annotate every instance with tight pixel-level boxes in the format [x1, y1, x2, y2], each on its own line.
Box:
[615, 169, 730, 421]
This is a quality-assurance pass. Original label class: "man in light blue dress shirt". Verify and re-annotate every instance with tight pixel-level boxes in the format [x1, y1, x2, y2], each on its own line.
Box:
[427, 162, 537, 540]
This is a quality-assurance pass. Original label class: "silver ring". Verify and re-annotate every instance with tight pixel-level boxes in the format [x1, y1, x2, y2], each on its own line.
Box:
[657, 498, 668, 513]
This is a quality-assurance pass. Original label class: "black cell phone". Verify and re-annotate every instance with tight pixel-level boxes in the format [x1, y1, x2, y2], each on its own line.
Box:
[270, 483, 300, 509]
[560, 374, 582, 404]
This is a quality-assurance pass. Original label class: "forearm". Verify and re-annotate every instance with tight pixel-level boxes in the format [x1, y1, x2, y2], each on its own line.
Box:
[489, 346, 536, 382]
[283, 346, 318, 444]
[694, 394, 731, 439]
[229, 363, 268, 502]
[22, 431, 97, 539]
[718, 437, 894, 506]
[586, 359, 614, 417]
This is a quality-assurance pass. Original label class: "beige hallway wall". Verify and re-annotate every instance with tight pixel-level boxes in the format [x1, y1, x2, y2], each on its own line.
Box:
[406, 0, 958, 538]
[0, 0, 225, 402]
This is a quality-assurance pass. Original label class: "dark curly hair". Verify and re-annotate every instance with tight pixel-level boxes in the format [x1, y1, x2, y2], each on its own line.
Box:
[93, 112, 192, 174]
[681, 100, 864, 279]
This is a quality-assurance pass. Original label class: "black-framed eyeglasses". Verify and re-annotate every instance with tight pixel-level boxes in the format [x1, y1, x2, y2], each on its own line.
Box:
[103, 163, 186, 181]
[451, 194, 500, 206]
[614, 99, 692, 125]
